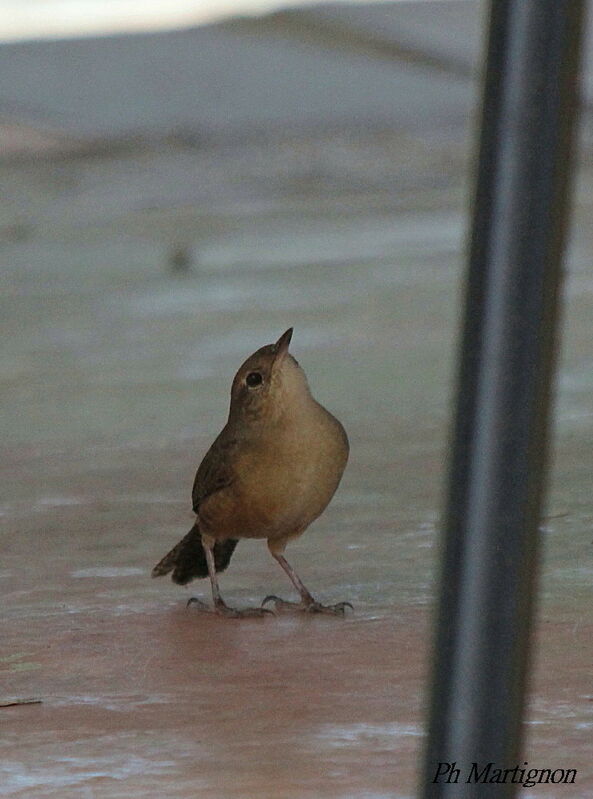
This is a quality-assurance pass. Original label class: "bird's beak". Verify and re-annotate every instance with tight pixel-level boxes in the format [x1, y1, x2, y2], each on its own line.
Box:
[273, 328, 293, 362]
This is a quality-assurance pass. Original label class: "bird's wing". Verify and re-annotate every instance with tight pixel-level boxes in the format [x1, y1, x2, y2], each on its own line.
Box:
[192, 428, 238, 514]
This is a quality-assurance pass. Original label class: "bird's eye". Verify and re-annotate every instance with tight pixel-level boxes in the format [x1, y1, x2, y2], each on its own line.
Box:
[246, 371, 263, 388]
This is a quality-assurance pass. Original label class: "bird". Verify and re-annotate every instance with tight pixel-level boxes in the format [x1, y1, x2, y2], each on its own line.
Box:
[151, 327, 350, 617]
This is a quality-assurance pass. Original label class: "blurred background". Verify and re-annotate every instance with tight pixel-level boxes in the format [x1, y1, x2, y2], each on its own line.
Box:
[1, 1, 593, 797]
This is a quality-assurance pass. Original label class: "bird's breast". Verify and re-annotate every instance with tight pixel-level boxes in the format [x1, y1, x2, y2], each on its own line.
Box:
[231, 407, 348, 539]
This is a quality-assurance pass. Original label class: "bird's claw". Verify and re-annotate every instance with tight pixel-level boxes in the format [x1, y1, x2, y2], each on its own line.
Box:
[262, 595, 352, 615]
[186, 597, 210, 610]
[304, 600, 353, 616]
[187, 597, 274, 617]
[217, 604, 275, 618]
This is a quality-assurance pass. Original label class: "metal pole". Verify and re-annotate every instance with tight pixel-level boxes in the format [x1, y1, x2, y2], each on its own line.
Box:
[421, 2, 584, 798]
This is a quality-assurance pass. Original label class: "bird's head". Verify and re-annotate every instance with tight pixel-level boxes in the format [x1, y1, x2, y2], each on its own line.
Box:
[229, 328, 310, 424]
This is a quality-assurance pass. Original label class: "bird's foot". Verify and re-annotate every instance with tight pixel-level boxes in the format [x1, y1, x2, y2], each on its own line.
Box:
[215, 599, 275, 618]
[262, 595, 353, 616]
[186, 597, 210, 611]
[187, 596, 274, 618]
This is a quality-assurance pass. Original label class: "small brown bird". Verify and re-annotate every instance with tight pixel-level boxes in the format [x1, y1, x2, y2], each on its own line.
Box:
[152, 328, 350, 617]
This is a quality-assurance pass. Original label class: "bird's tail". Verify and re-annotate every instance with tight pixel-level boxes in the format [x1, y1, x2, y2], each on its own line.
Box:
[151, 523, 238, 585]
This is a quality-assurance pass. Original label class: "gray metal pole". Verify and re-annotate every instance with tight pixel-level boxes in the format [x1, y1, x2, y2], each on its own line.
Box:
[421, 2, 584, 798]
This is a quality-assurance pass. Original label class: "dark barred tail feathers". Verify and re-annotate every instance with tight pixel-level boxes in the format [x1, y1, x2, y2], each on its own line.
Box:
[151, 523, 238, 585]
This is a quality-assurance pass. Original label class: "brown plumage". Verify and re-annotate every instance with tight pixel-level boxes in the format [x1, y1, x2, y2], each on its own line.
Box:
[151, 328, 350, 617]
[151, 524, 238, 584]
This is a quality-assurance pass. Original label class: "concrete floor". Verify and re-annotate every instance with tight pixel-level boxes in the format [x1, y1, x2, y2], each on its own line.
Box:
[2, 3, 593, 797]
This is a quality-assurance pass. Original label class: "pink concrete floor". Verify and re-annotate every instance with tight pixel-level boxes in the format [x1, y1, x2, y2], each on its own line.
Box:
[1, 431, 592, 798]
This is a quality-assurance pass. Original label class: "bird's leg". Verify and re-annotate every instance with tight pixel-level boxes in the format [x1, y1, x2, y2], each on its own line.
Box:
[263, 548, 352, 615]
[188, 534, 273, 618]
